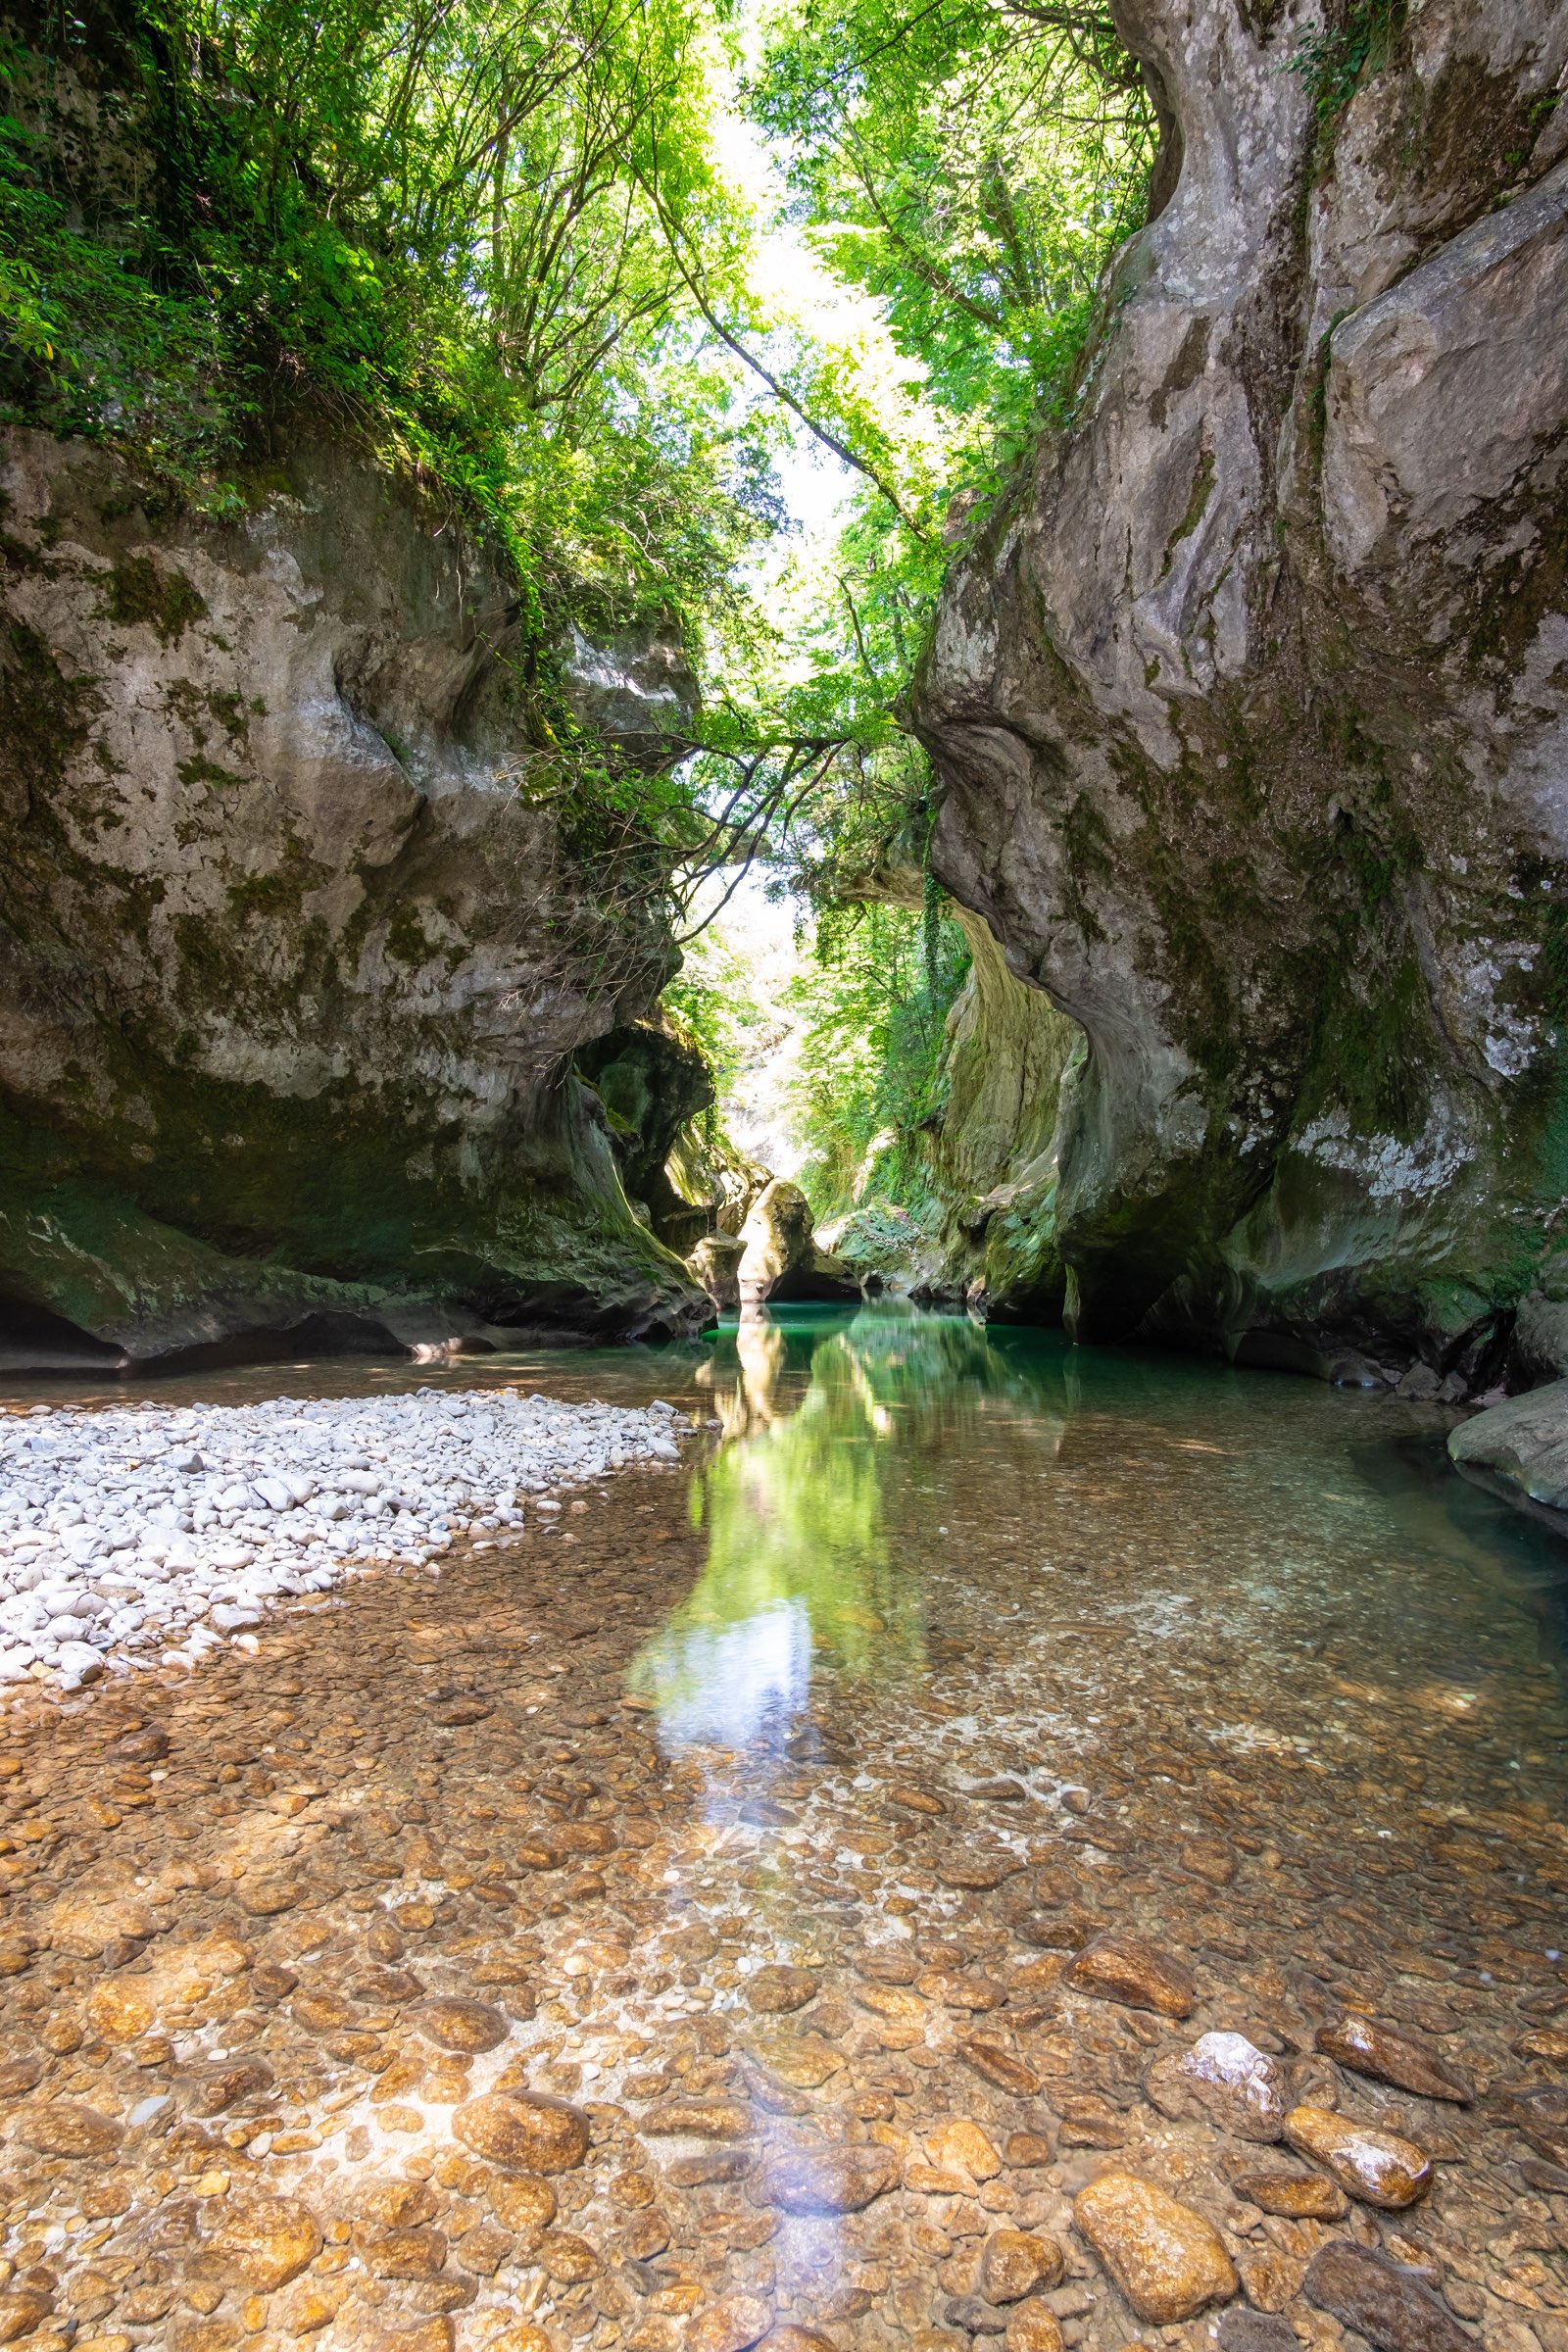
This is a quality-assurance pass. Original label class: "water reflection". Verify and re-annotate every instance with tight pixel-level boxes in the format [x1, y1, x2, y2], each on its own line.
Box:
[629, 1301, 1067, 1751]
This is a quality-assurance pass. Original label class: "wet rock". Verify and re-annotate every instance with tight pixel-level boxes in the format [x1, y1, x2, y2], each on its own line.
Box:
[945, 2293, 1007, 2334]
[489, 2176, 558, 2230]
[959, 2040, 1042, 2095]
[938, 1852, 1016, 1889]
[1495, 2081, 1568, 2165]
[927, 2120, 1004, 2180]
[364, 2225, 449, 2278]
[979, 2230, 1065, 2302]
[689, 2295, 775, 2352]
[1072, 2172, 1239, 2323]
[1283, 2105, 1432, 2208]
[640, 2099, 751, 2137]
[180, 2058, 275, 2117]
[454, 2089, 591, 2172]
[0, 2289, 54, 2343]
[747, 1966, 818, 2014]
[1315, 2015, 1472, 2104]
[86, 1980, 156, 2040]
[414, 1998, 510, 2053]
[17, 2099, 122, 2156]
[205, 2192, 323, 2290]
[541, 2231, 600, 2281]
[760, 2332, 839, 2352]
[1067, 1936, 1196, 2017]
[1003, 2309, 1064, 2352]
[761, 2145, 900, 2213]
[1218, 2312, 1301, 2352]
[1146, 2033, 1286, 2141]
[1304, 2241, 1476, 2352]
[1229, 2169, 1348, 2220]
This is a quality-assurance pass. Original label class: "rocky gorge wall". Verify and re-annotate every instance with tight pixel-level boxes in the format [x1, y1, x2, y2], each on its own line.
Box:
[0, 428, 711, 1370]
[915, 0, 1568, 1391]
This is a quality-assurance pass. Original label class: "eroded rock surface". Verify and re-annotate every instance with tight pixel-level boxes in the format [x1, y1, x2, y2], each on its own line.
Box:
[0, 431, 707, 1369]
[915, 0, 1568, 1384]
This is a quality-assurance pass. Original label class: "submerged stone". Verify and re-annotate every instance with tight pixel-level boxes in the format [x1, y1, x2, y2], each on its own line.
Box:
[1073, 2172, 1239, 2323]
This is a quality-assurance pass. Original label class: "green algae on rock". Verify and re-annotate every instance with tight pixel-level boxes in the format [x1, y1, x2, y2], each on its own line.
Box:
[913, 0, 1568, 1389]
[0, 431, 710, 1367]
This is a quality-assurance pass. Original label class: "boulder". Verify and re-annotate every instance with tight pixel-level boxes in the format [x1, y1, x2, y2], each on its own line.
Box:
[738, 1180, 860, 1307]
[1449, 1381, 1568, 1521]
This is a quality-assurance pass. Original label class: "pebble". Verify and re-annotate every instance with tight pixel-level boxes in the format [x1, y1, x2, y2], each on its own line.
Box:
[1303, 2241, 1476, 2352]
[1218, 2313, 1301, 2352]
[1073, 2172, 1239, 2323]
[1229, 2169, 1348, 2219]
[761, 2146, 900, 2213]
[1066, 1935, 1196, 2016]
[1003, 2310, 1064, 2352]
[979, 2230, 1065, 2302]
[0, 1388, 689, 1687]
[688, 2295, 775, 2352]
[1145, 2032, 1286, 2140]
[927, 2119, 1004, 2180]
[1282, 2105, 1433, 2207]
[204, 2193, 322, 2289]
[453, 2089, 591, 2172]
[1315, 2014, 1473, 2103]
[747, 1965, 818, 2013]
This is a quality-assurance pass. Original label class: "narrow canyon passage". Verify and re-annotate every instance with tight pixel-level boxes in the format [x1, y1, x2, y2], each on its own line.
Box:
[0, 1309, 1564, 2352]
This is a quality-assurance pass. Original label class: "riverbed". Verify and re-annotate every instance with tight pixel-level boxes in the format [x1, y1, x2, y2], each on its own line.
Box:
[0, 1305, 1563, 2352]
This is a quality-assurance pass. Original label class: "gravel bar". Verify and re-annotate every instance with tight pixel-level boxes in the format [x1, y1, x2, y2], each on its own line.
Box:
[0, 1387, 693, 1690]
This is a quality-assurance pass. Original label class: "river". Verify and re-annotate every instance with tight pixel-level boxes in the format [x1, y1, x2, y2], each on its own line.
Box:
[0, 1302, 1564, 2352]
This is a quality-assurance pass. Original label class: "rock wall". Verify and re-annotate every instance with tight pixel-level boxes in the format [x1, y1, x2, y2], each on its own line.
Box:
[0, 428, 710, 1368]
[827, 905, 1078, 1317]
[915, 0, 1568, 1389]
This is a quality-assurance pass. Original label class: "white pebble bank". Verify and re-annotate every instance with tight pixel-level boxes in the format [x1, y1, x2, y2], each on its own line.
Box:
[0, 1387, 691, 1690]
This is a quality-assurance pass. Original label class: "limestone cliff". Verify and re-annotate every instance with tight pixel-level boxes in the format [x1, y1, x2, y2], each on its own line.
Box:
[916, 0, 1568, 1389]
[0, 429, 710, 1369]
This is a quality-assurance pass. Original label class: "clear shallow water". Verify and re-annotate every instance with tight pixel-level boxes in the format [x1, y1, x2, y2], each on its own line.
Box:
[2, 1303, 1566, 2352]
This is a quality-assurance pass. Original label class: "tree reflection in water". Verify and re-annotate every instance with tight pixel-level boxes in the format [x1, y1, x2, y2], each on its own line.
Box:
[628, 1301, 1058, 1751]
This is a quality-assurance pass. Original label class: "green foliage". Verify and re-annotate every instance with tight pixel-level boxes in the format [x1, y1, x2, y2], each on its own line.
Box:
[662, 925, 765, 1108]
[1, 0, 787, 636]
[1289, 0, 1403, 123]
[786, 897, 970, 1217]
[748, 0, 1154, 466]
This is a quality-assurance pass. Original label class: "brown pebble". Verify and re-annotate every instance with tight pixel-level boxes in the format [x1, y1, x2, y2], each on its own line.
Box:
[761, 2145, 899, 2213]
[641, 2093, 752, 2136]
[18, 2100, 122, 2157]
[1304, 2239, 1475, 2352]
[980, 2229, 1065, 2302]
[926, 2119, 1003, 2180]
[959, 2039, 1042, 2096]
[1146, 2033, 1286, 2142]
[414, 1997, 510, 2053]
[1283, 2105, 1432, 2209]
[1067, 1935, 1196, 2018]
[490, 2174, 558, 2230]
[1315, 2015, 1472, 2105]
[454, 2089, 590, 2173]
[1073, 2171, 1238, 2323]
[541, 2230, 600, 2282]
[1004, 2310, 1064, 2352]
[1230, 2170, 1348, 2220]
[937, 1851, 1015, 1889]
[747, 1966, 818, 2013]
[205, 2193, 323, 2290]
[688, 2294, 774, 2352]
